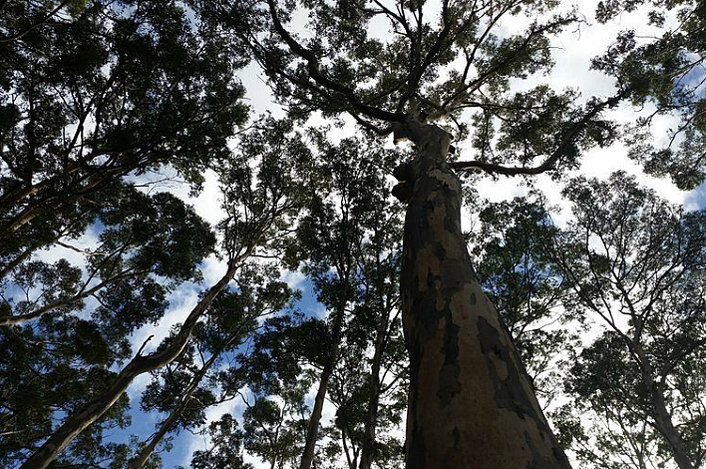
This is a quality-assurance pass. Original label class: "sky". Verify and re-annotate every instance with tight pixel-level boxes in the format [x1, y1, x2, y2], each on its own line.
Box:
[131, 1, 700, 467]
[17, 0, 705, 467]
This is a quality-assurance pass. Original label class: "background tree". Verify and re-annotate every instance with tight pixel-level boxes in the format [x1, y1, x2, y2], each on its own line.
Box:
[235, 312, 318, 469]
[469, 180, 706, 469]
[289, 134, 402, 469]
[130, 266, 295, 468]
[188, 414, 253, 469]
[0, 0, 247, 267]
[0, 187, 214, 467]
[548, 172, 706, 469]
[225, 135, 408, 469]
[308, 137, 407, 469]
[9, 115, 311, 468]
[1, 2, 250, 462]
[593, 0, 706, 190]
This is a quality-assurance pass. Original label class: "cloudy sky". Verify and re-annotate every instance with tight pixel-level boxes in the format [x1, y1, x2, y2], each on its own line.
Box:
[51, 0, 700, 467]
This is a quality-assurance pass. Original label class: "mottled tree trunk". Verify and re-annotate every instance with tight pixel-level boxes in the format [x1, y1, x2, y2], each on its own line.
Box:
[393, 118, 571, 469]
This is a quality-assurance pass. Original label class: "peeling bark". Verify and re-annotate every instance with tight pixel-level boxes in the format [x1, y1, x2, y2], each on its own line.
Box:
[395, 118, 571, 469]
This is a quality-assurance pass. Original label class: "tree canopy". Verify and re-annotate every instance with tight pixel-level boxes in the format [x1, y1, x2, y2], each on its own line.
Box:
[1, 1, 706, 468]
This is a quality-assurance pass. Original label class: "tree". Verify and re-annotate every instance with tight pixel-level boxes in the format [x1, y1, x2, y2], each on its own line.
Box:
[14, 116, 312, 468]
[593, 0, 706, 190]
[0, 0, 247, 267]
[189, 414, 253, 469]
[225, 135, 408, 469]
[235, 312, 318, 469]
[1, 2, 251, 461]
[289, 134, 402, 469]
[0, 187, 215, 467]
[5, 0, 704, 467]
[549, 172, 706, 469]
[130, 267, 295, 468]
[299, 136, 406, 469]
[196, 0, 631, 465]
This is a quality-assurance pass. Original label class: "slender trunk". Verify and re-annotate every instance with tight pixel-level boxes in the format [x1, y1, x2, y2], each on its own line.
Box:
[20, 263, 238, 469]
[358, 308, 390, 469]
[299, 303, 346, 469]
[131, 318, 250, 468]
[634, 346, 694, 469]
[130, 352, 219, 468]
[393, 118, 571, 469]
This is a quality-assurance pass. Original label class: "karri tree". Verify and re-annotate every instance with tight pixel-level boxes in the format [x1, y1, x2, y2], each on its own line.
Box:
[9, 111, 311, 467]
[551, 173, 706, 469]
[197, 0, 629, 466]
[1, 2, 251, 462]
[4, 0, 705, 467]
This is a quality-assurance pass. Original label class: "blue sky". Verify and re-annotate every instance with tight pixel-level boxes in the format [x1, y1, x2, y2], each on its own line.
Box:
[118, 274, 326, 468]
[5, 0, 706, 467]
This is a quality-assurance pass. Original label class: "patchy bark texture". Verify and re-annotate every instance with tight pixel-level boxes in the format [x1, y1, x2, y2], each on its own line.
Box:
[395, 118, 571, 469]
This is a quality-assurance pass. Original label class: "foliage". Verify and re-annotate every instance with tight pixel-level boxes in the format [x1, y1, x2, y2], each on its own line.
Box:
[199, 0, 621, 178]
[551, 173, 706, 468]
[593, 0, 706, 189]
[189, 414, 253, 469]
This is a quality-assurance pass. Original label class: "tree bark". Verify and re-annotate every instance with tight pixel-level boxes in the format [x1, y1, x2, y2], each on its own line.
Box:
[299, 302, 346, 469]
[358, 306, 391, 469]
[634, 346, 694, 469]
[394, 117, 571, 469]
[20, 263, 238, 469]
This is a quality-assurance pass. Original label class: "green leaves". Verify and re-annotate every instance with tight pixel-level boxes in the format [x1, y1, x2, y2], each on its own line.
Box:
[190, 414, 253, 469]
[594, 0, 706, 189]
[471, 196, 578, 395]
[0, 0, 249, 262]
[551, 173, 706, 467]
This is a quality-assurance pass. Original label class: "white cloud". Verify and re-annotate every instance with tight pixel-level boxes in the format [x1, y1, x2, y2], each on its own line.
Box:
[280, 268, 307, 291]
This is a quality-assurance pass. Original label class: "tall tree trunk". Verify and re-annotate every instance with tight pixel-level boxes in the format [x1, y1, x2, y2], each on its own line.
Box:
[358, 307, 390, 469]
[393, 118, 571, 469]
[20, 263, 238, 469]
[634, 346, 694, 469]
[299, 302, 346, 469]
